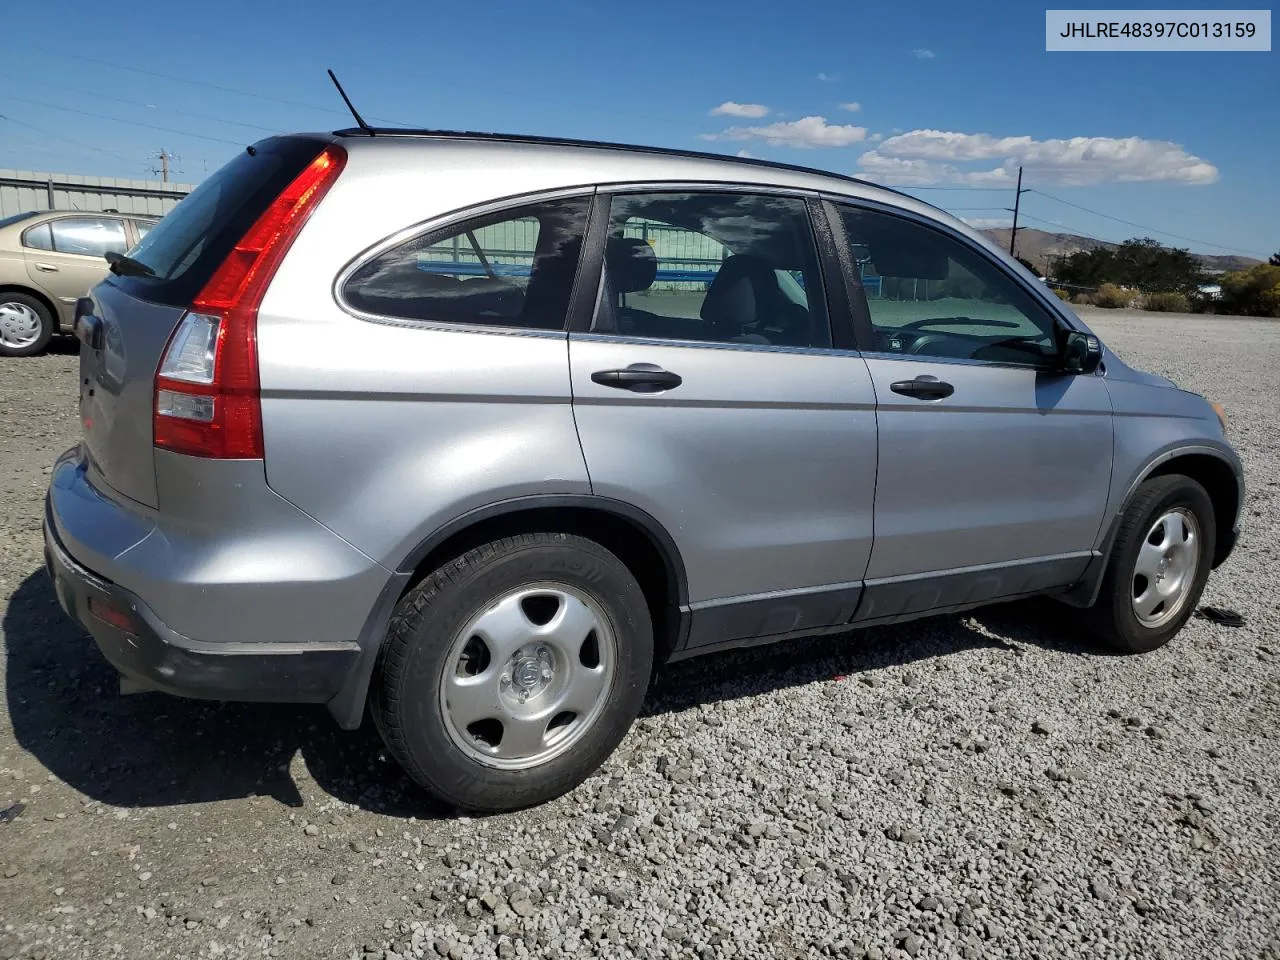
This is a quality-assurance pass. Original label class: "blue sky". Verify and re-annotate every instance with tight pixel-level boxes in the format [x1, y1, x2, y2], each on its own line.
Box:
[2, 0, 1276, 259]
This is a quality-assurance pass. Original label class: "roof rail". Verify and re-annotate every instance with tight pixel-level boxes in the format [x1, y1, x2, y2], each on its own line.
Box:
[330, 126, 919, 204]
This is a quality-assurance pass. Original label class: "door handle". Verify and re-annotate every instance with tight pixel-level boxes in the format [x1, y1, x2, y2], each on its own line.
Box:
[34, 262, 60, 273]
[890, 375, 954, 400]
[591, 363, 683, 392]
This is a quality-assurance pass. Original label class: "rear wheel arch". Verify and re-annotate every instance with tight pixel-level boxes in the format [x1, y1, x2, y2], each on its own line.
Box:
[398, 497, 689, 665]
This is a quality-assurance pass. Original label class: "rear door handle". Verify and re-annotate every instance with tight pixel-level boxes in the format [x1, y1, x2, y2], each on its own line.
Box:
[890, 375, 954, 400]
[34, 262, 59, 273]
[591, 364, 682, 393]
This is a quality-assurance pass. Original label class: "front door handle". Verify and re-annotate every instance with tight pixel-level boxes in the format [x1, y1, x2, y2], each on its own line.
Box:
[34, 262, 60, 273]
[591, 363, 683, 392]
[890, 375, 954, 400]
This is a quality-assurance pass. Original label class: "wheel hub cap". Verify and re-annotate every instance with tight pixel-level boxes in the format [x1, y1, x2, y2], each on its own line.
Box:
[0, 302, 42, 349]
[1131, 507, 1200, 628]
[501, 644, 556, 703]
[440, 583, 617, 770]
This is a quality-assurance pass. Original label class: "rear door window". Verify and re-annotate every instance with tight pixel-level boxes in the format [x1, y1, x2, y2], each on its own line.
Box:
[342, 196, 591, 331]
[592, 191, 831, 349]
[111, 136, 330, 307]
[49, 217, 128, 257]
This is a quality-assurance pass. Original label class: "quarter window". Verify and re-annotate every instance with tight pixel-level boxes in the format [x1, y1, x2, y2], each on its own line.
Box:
[834, 204, 1058, 367]
[343, 196, 591, 330]
[593, 192, 831, 349]
[22, 223, 53, 251]
[48, 217, 129, 258]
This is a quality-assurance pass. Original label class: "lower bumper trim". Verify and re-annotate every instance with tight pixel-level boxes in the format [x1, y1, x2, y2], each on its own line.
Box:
[43, 502, 359, 705]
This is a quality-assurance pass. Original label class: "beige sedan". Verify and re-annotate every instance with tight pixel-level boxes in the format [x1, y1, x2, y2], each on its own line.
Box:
[0, 210, 157, 356]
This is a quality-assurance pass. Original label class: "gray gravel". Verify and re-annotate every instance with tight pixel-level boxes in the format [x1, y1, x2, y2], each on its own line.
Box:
[2, 314, 1279, 960]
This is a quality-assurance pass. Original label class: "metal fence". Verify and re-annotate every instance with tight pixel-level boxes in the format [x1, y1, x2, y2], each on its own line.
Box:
[0, 169, 192, 218]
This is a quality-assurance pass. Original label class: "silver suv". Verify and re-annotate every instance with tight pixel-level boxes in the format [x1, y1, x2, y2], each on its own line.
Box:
[43, 130, 1243, 811]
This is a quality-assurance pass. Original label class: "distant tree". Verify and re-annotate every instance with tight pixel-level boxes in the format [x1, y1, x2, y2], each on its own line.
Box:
[1014, 255, 1039, 275]
[1056, 237, 1204, 293]
[1270, 250, 1280, 266]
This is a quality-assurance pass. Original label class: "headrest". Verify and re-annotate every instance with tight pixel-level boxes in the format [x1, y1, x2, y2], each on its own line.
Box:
[606, 237, 657, 293]
[700, 255, 781, 330]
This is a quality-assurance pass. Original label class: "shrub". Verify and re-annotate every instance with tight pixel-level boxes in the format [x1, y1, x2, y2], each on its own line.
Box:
[1093, 283, 1134, 308]
[1219, 264, 1280, 318]
[1142, 291, 1190, 313]
[1051, 287, 1071, 301]
[1072, 292, 1094, 306]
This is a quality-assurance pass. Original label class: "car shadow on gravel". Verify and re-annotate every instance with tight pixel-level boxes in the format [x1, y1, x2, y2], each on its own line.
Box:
[4, 567, 1098, 820]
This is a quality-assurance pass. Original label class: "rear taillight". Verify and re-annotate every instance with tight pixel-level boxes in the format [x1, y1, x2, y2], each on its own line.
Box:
[154, 144, 347, 459]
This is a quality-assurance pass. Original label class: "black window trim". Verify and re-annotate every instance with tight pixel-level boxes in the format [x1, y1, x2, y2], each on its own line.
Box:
[335, 185, 598, 338]
[821, 193, 1089, 370]
[569, 183, 855, 356]
[22, 214, 130, 258]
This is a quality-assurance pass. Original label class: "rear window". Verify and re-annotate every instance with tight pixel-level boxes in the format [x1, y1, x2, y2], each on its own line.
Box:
[110, 136, 329, 307]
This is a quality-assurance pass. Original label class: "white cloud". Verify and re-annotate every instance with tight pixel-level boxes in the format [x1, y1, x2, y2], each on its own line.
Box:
[815, 72, 840, 82]
[869, 132, 884, 142]
[913, 48, 936, 59]
[961, 217, 1013, 229]
[701, 115, 868, 149]
[856, 129, 1218, 186]
[710, 101, 770, 119]
[838, 101, 861, 113]
[736, 149, 755, 158]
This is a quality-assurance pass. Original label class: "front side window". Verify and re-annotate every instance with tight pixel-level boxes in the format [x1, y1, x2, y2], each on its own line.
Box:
[48, 217, 129, 258]
[592, 192, 830, 349]
[835, 204, 1057, 366]
[343, 196, 591, 330]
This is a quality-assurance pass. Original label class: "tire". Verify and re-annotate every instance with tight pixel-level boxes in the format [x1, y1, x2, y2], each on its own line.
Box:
[1086, 474, 1215, 654]
[0, 292, 55, 358]
[371, 532, 654, 812]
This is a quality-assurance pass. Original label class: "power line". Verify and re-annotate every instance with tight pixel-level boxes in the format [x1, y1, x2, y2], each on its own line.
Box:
[10, 79, 282, 134]
[4, 96, 247, 147]
[1030, 189, 1267, 258]
[0, 113, 135, 164]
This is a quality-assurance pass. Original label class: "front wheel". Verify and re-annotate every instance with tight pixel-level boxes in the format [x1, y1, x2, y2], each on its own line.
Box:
[1086, 474, 1215, 653]
[371, 532, 653, 812]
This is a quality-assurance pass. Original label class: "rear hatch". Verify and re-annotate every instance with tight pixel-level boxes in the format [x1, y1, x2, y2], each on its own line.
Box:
[79, 135, 331, 508]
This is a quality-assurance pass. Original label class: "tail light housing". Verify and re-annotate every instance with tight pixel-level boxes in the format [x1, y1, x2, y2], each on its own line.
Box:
[153, 144, 346, 458]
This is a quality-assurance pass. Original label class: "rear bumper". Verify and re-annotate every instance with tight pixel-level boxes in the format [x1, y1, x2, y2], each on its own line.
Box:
[44, 502, 359, 703]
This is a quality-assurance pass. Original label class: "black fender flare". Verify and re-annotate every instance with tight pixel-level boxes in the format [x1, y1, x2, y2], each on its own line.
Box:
[325, 494, 689, 729]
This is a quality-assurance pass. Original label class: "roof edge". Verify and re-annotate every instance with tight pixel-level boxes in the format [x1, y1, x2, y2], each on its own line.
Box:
[330, 126, 918, 204]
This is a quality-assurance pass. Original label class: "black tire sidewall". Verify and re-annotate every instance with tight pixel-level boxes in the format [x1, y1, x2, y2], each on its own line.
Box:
[1100, 476, 1216, 653]
[0, 293, 54, 358]
[376, 536, 653, 812]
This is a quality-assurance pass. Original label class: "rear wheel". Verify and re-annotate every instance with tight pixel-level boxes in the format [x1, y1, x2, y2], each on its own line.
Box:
[1086, 474, 1215, 653]
[372, 532, 653, 812]
[0, 293, 54, 357]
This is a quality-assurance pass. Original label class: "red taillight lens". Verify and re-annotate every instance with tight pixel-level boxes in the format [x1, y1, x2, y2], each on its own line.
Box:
[154, 144, 347, 459]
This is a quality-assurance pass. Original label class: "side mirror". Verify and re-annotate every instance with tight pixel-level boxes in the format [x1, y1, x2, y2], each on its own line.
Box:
[1060, 330, 1103, 374]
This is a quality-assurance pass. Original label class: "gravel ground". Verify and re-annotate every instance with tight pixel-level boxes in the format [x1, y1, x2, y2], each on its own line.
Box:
[2, 312, 1278, 960]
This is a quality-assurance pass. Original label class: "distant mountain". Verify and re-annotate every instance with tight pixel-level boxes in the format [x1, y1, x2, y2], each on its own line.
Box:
[979, 227, 1261, 275]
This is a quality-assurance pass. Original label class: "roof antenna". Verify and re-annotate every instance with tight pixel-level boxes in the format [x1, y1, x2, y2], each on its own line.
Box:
[327, 69, 374, 136]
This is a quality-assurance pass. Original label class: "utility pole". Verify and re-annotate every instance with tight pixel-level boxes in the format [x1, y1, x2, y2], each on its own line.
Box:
[151, 148, 178, 183]
[1006, 165, 1030, 257]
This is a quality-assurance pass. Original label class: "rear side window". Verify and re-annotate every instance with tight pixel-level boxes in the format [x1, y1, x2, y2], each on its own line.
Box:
[50, 217, 128, 257]
[343, 196, 590, 331]
[111, 136, 329, 307]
